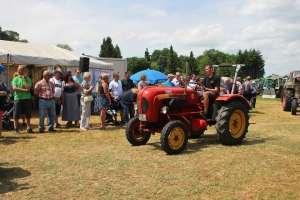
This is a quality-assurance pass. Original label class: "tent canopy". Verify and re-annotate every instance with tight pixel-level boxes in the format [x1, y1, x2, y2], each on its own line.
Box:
[0, 40, 113, 68]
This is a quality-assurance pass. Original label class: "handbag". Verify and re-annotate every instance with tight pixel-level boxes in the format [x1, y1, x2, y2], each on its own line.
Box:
[83, 95, 93, 102]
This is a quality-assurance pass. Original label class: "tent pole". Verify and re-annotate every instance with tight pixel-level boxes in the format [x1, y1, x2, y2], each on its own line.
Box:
[7, 54, 10, 89]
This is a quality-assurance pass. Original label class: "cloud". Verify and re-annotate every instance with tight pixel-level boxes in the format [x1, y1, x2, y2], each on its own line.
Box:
[150, 9, 167, 17]
[1, 0, 300, 76]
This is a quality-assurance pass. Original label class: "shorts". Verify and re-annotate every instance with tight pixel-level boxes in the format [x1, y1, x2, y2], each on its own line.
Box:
[198, 91, 219, 100]
[99, 97, 109, 109]
[13, 99, 32, 119]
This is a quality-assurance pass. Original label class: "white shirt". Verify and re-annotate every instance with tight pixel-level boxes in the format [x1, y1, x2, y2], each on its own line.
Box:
[109, 80, 122, 100]
[188, 79, 197, 89]
[50, 77, 62, 98]
[172, 77, 183, 87]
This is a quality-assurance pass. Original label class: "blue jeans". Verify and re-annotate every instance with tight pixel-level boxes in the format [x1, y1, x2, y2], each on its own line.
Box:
[39, 98, 56, 131]
[120, 101, 134, 123]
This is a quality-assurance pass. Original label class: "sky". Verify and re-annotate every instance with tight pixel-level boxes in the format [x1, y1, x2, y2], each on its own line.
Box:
[1, 0, 300, 76]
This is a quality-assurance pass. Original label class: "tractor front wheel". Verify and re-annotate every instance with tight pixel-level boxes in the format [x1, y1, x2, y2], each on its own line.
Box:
[160, 121, 188, 154]
[126, 116, 151, 146]
[291, 98, 298, 115]
[215, 101, 250, 145]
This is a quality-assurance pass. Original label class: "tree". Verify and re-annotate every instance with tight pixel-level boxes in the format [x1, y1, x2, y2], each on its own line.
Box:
[114, 45, 122, 58]
[56, 44, 73, 51]
[99, 36, 115, 58]
[189, 51, 198, 75]
[150, 49, 162, 62]
[236, 49, 265, 79]
[127, 57, 151, 74]
[167, 45, 176, 74]
[157, 48, 170, 73]
[145, 48, 151, 61]
[0, 26, 28, 43]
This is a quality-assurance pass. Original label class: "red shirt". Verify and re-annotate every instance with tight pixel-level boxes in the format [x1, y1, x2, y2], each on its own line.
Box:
[34, 79, 55, 99]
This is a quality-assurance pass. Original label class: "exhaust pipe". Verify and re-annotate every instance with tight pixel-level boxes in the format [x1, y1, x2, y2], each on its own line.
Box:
[184, 60, 189, 96]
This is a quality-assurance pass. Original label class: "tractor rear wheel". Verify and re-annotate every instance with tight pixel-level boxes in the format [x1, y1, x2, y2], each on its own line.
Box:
[282, 90, 294, 111]
[291, 98, 298, 115]
[160, 121, 188, 154]
[126, 116, 151, 146]
[190, 129, 205, 139]
[215, 101, 250, 145]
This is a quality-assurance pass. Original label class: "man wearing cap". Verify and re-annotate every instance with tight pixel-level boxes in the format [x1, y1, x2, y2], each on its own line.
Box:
[34, 70, 56, 133]
[12, 65, 34, 134]
[164, 74, 175, 87]
[50, 67, 64, 128]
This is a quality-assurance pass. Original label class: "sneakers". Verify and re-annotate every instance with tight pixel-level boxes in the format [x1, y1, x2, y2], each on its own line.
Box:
[27, 128, 34, 133]
[13, 129, 20, 134]
[80, 128, 87, 131]
[49, 128, 57, 132]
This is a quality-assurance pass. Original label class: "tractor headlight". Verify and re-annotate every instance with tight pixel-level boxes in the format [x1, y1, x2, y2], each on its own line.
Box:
[162, 106, 170, 115]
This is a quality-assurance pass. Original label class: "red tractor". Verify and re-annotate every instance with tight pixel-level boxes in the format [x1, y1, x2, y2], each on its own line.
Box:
[125, 64, 251, 154]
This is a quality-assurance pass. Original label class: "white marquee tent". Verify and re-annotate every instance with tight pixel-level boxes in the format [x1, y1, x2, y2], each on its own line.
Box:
[0, 40, 114, 86]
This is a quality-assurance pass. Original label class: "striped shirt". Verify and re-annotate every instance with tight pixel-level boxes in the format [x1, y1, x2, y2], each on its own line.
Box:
[34, 79, 55, 99]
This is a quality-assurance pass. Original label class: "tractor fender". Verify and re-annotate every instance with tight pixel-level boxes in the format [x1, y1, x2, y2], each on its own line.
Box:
[212, 94, 251, 120]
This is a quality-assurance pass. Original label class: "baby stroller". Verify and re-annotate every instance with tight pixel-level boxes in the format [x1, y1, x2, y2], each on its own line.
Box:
[105, 96, 120, 125]
[2, 101, 14, 130]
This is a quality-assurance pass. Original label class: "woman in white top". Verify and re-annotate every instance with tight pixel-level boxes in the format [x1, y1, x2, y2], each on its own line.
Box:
[137, 74, 148, 90]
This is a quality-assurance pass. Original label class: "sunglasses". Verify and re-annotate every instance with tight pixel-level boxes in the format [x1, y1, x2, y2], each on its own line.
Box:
[77, 71, 81, 74]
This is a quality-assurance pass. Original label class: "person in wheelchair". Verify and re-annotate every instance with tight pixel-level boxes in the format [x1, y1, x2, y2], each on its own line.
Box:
[198, 64, 220, 119]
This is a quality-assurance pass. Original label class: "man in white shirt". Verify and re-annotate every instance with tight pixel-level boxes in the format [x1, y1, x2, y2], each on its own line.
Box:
[50, 69, 64, 128]
[109, 73, 124, 123]
[188, 74, 198, 89]
[172, 72, 185, 87]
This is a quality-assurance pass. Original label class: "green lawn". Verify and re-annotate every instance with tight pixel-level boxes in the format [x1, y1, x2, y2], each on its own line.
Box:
[1, 96, 299, 199]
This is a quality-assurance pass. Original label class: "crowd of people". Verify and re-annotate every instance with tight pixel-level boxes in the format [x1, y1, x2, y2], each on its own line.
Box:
[0, 63, 257, 138]
[0, 64, 144, 138]
[163, 64, 258, 110]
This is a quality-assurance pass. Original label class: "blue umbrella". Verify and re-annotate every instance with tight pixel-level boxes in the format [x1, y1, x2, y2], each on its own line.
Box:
[130, 69, 167, 85]
[0, 63, 5, 72]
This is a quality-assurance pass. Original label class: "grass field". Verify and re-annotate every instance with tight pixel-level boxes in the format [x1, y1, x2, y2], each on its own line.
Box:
[1, 96, 299, 199]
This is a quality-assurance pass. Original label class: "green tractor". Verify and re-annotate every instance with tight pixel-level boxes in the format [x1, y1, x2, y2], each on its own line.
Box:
[262, 74, 284, 98]
[281, 70, 300, 115]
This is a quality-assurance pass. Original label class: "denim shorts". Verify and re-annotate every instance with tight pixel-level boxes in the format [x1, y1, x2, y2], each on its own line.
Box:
[99, 97, 109, 109]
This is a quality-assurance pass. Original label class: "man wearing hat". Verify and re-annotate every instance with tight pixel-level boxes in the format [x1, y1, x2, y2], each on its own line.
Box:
[164, 74, 175, 87]
[0, 64, 8, 138]
[50, 67, 64, 128]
